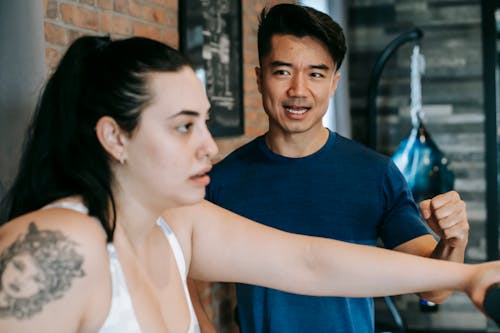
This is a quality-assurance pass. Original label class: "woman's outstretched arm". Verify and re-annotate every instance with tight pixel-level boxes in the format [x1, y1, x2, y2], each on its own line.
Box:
[165, 200, 500, 313]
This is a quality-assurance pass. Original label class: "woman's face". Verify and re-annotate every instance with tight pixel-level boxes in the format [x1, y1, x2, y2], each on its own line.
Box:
[122, 67, 219, 210]
[1, 253, 45, 299]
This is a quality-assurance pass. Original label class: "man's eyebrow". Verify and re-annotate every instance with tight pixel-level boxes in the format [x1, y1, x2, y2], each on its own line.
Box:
[270, 60, 292, 68]
[310, 64, 331, 71]
[270, 61, 331, 71]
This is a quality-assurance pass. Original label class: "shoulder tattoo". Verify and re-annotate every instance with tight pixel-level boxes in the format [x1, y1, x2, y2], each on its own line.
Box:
[0, 222, 86, 320]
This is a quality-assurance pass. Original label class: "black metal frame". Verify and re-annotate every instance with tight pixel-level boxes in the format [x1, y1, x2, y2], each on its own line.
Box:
[178, 0, 244, 137]
[481, 0, 499, 261]
[366, 28, 423, 150]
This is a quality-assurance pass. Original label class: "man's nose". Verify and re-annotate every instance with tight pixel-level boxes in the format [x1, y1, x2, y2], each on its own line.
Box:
[288, 73, 307, 97]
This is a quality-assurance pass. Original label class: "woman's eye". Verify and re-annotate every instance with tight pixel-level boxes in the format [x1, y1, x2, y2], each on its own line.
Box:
[177, 123, 192, 133]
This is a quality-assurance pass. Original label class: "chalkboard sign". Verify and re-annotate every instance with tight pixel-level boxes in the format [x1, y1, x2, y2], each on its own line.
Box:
[179, 0, 244, 137]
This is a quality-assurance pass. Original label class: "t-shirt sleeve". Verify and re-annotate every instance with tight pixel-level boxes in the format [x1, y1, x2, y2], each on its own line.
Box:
[205, 164, 226, 205]
[378, 160, 431, 249]
[205, 176, 218, 203]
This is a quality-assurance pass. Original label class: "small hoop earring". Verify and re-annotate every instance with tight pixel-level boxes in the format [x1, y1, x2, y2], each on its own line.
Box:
[119, 155, 125, 165]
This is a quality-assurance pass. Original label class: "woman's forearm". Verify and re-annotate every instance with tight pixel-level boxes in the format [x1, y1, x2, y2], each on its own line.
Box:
[297, 235, 472, 298]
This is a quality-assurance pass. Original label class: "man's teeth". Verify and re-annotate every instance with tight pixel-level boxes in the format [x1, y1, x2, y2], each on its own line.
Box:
[286, 108, 307, 115]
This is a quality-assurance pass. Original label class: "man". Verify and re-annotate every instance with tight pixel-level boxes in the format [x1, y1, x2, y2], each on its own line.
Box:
[195, 3, 469, 332]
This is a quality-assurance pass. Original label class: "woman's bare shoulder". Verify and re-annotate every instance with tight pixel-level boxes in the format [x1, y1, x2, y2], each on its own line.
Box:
[0, 206, 108, 251]
[0, 207, 110, 332]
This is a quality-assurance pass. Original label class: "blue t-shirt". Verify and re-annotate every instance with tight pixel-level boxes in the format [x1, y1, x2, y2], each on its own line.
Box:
[206, 131, 429, 333]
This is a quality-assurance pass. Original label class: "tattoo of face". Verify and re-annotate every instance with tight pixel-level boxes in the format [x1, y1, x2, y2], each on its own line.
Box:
[0, 222, 85, 319]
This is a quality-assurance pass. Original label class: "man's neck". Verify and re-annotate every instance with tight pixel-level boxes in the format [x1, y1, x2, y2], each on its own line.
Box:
[264, 127, 330, 158]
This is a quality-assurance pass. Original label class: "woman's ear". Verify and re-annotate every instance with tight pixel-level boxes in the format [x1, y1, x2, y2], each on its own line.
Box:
[95, 116, 128, 163]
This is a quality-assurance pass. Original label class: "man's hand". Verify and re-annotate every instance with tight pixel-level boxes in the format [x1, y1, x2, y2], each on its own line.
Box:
[419, 190, 469, 248]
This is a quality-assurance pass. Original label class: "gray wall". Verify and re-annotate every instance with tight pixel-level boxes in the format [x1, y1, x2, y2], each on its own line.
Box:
[0, 1, 46, 196]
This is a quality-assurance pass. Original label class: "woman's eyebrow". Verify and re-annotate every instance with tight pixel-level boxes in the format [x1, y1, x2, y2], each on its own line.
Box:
[168, 110, 201, 119]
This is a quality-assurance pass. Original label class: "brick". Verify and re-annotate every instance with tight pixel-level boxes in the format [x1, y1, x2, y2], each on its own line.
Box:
[45, 22, 67, 46]
[147, 0, 168, 5]
[244, 109, 264, 123]
[114, 0, 129, 14]
[67, 29, 87, 45]
[60, 3, 99, 31]
[97, 0, 113, 10]
[79, 0, 96, 5]
[129, 1, 166, 24]
[43, 0, 48, 17]
[101, 12, 134, 35]
[45, 0, 58, 19]
[244, 97, 262, 111]
[245, 124, 266, 137]
[161, 29, 178, 48]
[133, 22, 162, 41]
[164, 0, 177, 9]
[167, 9, 178, 25]
[46, 47, 61, 71]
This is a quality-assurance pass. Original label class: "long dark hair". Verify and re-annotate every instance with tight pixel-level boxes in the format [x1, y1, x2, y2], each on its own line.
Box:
[258, 3, 347, 71]
[0, 36, 191, 241]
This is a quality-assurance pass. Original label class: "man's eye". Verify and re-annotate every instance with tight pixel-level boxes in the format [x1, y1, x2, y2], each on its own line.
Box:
[311, 72, 325, 78]
[274, 69, 290, 76]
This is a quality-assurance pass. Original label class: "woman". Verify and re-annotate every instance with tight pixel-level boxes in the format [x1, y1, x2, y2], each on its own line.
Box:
[0, 36, 499, 333]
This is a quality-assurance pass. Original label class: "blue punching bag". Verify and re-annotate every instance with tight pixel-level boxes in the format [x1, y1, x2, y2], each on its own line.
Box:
[392, 45, 454, 203]
[392, 116, 454, 203]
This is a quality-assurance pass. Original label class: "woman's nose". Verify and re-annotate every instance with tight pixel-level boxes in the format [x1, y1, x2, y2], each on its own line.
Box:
[197, 127, 219, 160]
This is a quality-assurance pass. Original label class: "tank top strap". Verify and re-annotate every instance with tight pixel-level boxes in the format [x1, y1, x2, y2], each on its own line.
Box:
[42, 200, 89, 214]
[156, 216, 187, 278]
[156, 216, 200, 333]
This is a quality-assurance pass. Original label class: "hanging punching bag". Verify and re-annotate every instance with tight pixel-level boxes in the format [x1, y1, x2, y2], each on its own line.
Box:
[392, 45, 454, 203]
[392, 117, 455, 203]
[391, 46, 455, 312]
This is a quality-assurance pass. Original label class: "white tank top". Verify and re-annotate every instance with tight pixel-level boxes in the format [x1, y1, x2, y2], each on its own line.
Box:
[43, 201, 200, 333]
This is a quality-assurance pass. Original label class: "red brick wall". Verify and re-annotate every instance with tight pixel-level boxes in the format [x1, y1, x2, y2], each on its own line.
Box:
[43, 0, 178, 69]
[41, 0, 275, 331]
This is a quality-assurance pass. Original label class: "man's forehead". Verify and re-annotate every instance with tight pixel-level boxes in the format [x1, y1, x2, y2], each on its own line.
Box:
[267, 35, 335, 67]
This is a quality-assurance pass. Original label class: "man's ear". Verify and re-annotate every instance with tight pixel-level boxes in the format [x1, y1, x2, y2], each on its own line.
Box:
[255, 66, 263, 94]
[95, 116, 128, 163]
[329, 71, 342, 98]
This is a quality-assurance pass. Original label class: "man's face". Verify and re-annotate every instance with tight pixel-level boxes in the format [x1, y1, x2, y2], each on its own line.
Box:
[256, 34, 340, 136]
